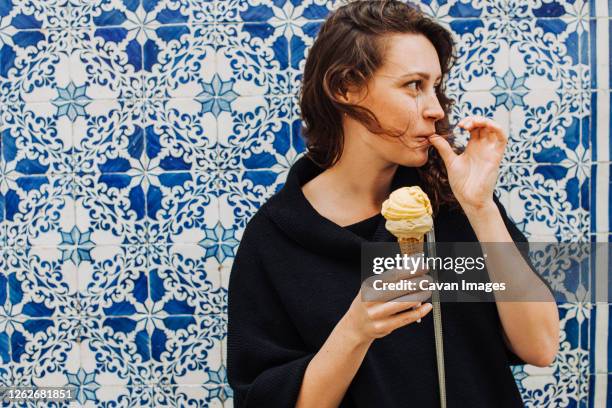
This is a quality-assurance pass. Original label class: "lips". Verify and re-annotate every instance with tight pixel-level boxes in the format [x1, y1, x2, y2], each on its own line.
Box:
[414, 136, 431, 147]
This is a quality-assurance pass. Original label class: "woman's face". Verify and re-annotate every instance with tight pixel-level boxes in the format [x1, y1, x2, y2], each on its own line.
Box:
[343, 33, 446, 167]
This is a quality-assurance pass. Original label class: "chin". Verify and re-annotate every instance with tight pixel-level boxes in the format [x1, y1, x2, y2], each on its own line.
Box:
[395, 148, 429, 167]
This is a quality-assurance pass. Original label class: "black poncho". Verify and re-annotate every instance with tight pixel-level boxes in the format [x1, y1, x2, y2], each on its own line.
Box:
[227, 155, 527, 407]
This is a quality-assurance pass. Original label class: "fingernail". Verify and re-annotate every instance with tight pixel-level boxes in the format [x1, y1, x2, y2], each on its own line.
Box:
[424, 303, 433, 311]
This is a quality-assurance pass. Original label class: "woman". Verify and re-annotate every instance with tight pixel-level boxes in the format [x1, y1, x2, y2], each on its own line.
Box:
[227, 1, 560, 407]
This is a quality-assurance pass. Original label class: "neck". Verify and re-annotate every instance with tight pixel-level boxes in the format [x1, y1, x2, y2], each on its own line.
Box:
[321, 142, 398, 210]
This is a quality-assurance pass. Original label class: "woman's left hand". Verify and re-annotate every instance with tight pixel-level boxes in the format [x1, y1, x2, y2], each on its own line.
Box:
[428, 115, 508, 213]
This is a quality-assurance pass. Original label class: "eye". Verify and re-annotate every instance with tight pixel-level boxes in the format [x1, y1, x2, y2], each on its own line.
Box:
[404, 80, 421, 91]
[404, 80, 442, 92]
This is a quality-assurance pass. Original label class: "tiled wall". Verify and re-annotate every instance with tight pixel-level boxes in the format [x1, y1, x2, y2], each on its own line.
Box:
[0, 0, 609, 406]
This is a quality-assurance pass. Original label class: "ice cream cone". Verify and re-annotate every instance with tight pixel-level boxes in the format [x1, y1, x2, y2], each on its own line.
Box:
[381, 186, 433, 241]
[381, 186, 446, 408]
[398, 236, 425, 256]
[382, 186, 433, 323]
[381, 186, 431, 258]
[397, 236, 425, 322]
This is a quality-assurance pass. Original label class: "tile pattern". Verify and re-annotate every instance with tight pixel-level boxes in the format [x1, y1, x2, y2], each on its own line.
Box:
[0, 0, 608, 406]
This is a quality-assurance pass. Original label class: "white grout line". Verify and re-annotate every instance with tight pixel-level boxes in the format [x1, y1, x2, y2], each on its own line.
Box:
[596, 91, 610, 163]
[594, 0, 609, 17]
[592, 28, 610, 403]
[596, 165, 609, 232]
[596, 15, 610, 89]
[595, 9, 610, 163]
[593, 234, 609, 407]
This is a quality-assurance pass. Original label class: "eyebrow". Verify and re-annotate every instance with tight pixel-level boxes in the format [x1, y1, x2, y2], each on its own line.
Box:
[401, 71, 442, 81]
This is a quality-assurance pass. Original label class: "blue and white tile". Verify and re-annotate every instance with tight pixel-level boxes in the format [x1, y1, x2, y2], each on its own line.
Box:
[218, 168, 288, 231]
[523, 86, 590, 191]
[578, 89, 593, 162]
[508, 88, 587, 165]
[71, 385, 155, 407]
[150, 315, 226, 384]
[71, 0, 148, 99]
[218, 96, 294, 170]
[2, 101, 73, 176]
[143, 98, 217, 172]
[9, 0, 71, 30]
[445, 19, 510, 93]
[496, 164, 589, 241]
[217, 234, 239, 291]
[588, 16, 610, 91]
[0, 201, 5, 248]
[590, 163, 611, 233]
[415, 0, 508, 19]
[79, 315, 153, 387]
[514, 371, 584, 407]
[518, 241, 590, 303]
[289, 95, 309, 157]
[143, 24, 216, 99]
[588, 0, 612, 17]
[588, 302, 610, 375]
[217, 0, 328, 93]
[555, 302, 590, 375]
[506, 0, 588, 20]
[508, 0, 589, 72]
[5, 174, 74, 247]
[219, 335, 233, 406]
[146, 171, 217, 244]
[0, 107, 4, 247]
[159, 0, 216, 25]
[70, 0, 209, 28]
[585, 241, 610, 408]
[3, 247, 79, 318]
[77, 245, 148, 317]
[589, 91, 611, 163]
[506, 269, 589, 377]
[579, 17, 590, 93]
[72, 98, 146, 174]
[155, 385, 229, 407]
[216, 23, 290, 96]
[508, 18, 582, 91]
[287, 19, 322, 93]
[74, 172, 148, 246]
[0, 315, 80, 388]
[0, 0, 606, 406]
[0, 28, 71, 101]
[445, 90, 511, 149]
[148, 244, 227, 315]
[216, 0, 331, 23]
[71, 28, 144, 100]
[588, 374, 612, 408]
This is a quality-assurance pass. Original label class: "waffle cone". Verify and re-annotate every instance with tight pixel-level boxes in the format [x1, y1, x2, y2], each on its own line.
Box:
[397, 236, 424, 255]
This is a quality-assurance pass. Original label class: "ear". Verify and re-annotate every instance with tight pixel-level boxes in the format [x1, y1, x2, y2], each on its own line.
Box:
[336, 82, 367, 105]
[334, 85, 350, 103]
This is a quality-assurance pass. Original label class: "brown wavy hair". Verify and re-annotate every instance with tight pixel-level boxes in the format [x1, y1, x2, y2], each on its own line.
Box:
[299, 0, 463, 213]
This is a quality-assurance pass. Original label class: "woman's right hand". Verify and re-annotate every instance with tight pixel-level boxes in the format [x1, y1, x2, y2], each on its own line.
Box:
[341, 266, 434, 343]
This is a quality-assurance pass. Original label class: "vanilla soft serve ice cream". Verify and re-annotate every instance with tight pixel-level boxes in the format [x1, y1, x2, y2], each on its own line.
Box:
[381, 186, 433, 240]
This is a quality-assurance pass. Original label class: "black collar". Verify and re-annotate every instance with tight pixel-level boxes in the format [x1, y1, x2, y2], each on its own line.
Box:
[263, 154, 422, 261]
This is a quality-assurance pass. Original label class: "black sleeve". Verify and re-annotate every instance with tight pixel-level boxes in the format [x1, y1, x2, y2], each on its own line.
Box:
[227, 216, 315, 407]
[493, 194, 556, 296]
[492, 194, 554, 366]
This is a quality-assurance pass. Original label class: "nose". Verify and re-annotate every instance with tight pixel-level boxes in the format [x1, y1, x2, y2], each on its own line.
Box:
[422, 90, 445, 121]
